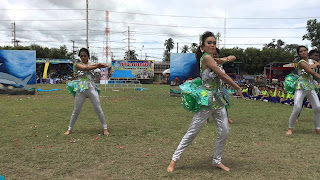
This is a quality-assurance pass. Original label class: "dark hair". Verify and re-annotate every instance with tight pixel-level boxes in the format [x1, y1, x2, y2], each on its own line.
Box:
[78, 47, 90, 58]
[309, 49, 319, 56]
[296, 45, 308, 57]
[216, 48, 220, 55]
[195, 31, 215, 70]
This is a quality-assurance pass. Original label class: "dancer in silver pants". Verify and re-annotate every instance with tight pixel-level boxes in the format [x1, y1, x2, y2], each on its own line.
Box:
[172, 102, 228, 165]
[68, 82, 107, 131]
[289, 89, 320, 129]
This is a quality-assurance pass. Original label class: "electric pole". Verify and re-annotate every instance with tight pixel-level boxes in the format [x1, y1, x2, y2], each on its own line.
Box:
[71, 40, 75, 59]
[176, 43, 178, 53]
[224, 17, 226, 47]
[86, 0, 89, 49]
[12, 20, 19, 47]
[128, 26, 130, 52]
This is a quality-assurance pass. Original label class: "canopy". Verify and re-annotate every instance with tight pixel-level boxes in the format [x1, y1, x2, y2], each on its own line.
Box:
[162, 69, 170, 75]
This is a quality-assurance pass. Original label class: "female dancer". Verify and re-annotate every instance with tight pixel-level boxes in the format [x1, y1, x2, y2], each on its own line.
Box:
[64, 48, 110, 135]
[213, 48, 236, 124]
[167, 31, 245, 172]
[286, 46, 320, 135]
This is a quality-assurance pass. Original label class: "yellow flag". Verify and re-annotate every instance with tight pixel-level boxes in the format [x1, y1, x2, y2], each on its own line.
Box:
[42, 62, 50, 79]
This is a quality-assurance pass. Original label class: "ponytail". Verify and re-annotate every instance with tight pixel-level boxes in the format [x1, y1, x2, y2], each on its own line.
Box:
[195, 46, 203, 72]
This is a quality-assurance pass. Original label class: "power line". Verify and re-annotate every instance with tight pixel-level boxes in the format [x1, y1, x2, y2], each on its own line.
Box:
[0, 19, 86, 22]
[97, 20, 306, 29]
[1, 8, 318, 20]
[0, 19, 307, 29]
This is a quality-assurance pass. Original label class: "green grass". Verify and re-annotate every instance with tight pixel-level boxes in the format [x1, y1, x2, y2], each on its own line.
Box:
[1, 84, 320, 179]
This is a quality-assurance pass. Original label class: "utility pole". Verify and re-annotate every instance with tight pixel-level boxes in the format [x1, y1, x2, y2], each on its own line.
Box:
[12, 20, 19, 47]
[176, 42, 178, 53]
[224, 17, 226, 47]
[86, 0, 89, 49]
[128, 26, 130, 52]
[71, 40, 75, 59]
[141, 45, 144, 60]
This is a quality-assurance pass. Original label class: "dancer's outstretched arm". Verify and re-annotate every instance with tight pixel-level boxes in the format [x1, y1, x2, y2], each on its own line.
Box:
[300, 62, 320, 81]
[203, 54, 245, 100]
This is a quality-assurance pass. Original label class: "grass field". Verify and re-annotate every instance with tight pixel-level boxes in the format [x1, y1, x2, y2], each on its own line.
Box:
[1, 84, 320, 180]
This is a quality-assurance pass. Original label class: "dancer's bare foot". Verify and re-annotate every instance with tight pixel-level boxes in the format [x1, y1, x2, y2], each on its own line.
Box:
[64, 130, 71, 135]
[286, 128, 292, 135]
[104, 129, 110, 136]
[228, 118, 233, 124]
[167, 160, 176, 172]
[315, 129, 320, 134]
[213, 163, 230, 171]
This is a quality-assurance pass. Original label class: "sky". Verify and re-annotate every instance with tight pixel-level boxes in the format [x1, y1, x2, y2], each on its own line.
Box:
[0, 0, 319, 63]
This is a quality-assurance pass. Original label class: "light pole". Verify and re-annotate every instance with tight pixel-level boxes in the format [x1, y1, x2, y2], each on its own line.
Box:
[141, 45, 144, 60]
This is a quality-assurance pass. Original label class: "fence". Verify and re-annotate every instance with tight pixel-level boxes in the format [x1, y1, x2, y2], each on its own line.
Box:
[103, 78, 142, 90]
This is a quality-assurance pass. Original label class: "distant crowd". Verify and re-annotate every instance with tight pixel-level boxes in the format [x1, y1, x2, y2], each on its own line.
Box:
[234, 83, 316, 109]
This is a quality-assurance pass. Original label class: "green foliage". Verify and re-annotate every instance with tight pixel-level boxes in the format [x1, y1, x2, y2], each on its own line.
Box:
[163, 38, 175, 62]
[162, 49, 170, 62]
[218, 39, 295, 75]
[124, 49, 138, 60]
[190, 43, 198, 53]
[164, 38, 174, 52]
[303, 19, 320, 49]
[181, 45, 189, 53]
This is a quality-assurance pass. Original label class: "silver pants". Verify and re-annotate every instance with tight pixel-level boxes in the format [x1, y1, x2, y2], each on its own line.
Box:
[68, 83, 107, 130]
[289, 89, 320, 129]
[172, 106, 229, 165]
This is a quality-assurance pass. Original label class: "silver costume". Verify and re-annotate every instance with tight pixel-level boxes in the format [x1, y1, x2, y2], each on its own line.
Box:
[288, 59, 320, 129]
[171, 54, 229, 165]
[67, 62, 107, 131]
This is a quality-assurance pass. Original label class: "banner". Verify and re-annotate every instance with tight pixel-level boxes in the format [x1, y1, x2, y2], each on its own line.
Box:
[111, 60, 154, 79]
[36, 58, 74, 64]
[0, 50, 36, 95]
[100, 67, 111, 84]
[170, 53, 199, 96]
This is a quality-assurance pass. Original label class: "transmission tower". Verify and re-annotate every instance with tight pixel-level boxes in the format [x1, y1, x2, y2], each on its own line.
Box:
[105, 11, 110, 63]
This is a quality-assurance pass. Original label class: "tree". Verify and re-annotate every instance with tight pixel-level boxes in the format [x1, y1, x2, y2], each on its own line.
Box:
[163, 38, 174, 62]
[190, 43, 198, 53]
[124, 49, 138, 60]
[244, 48, 262, 74]
[162, 50, 170, 62]
[29, 44, 47, 58]
[303, 19, 320, 49]
[284, 44, 299, 54]
[181, 45, 189, 53]
[264, 39, 285, 49]
[164, 38, 174, 53]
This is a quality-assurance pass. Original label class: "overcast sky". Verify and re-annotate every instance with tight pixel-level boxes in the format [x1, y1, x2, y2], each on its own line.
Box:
[0, 0, 319, 62]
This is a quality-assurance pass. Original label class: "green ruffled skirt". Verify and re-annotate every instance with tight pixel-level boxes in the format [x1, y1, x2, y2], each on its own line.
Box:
[179, 78, 232, 112]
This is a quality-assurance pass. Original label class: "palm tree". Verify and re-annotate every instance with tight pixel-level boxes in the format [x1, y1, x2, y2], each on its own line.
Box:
[190, 43, 198, 53]
[163, 38, 174, 62]
[164, 38, 174, 53]
[162, 50, 170, 62]
[125, 50, 138, 60]
[181, 45, 189, 53]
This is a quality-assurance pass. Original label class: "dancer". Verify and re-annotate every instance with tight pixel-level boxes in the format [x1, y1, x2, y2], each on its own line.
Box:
[286, 46, 320, 135]
[213, 48, 236, 124]
[64, 48, 110, 135]
[294, 49, 320, 122]
[167, 31, 245, 172]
